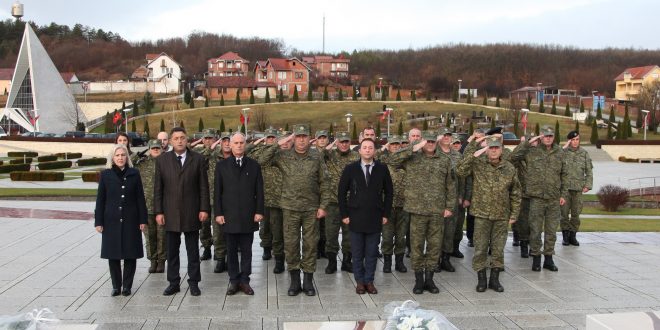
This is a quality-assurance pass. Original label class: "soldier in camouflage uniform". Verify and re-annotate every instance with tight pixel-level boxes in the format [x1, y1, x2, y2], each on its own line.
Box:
[511, 126, 567, 272]
[463, 128, 487, 247]
[250, 125, 331, 297]
[193, 129, 218, 261]
[207, 132, 232, 273]
[435, 127, 463, 273]
[560, 131, 593, 247]
[510, 134, 539, 258]
[320, 131, 358, 274]
[451, 134, 470, 259]
[136, 140, 167, 273]
[457, 135, 521, 292]
[314, 130, 329, 259]
[379, 135, 409, 273]
[383, 131, 455, 295]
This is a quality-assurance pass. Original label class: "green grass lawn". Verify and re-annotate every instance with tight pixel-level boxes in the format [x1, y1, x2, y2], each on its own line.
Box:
[0, 188, 97, 197]
[582, 206, 660, 216]
[579, 218, 660, 232]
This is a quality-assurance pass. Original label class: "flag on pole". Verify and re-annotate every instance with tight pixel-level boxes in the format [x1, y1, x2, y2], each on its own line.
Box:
[240, 113, 249, 125]
[521, 111, 528, 131]
[380, 108, 391, 121]
[113, 111, 122, 125]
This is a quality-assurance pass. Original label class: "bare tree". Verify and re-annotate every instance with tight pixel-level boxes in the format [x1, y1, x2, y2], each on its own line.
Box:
[252, 108, 269, 131]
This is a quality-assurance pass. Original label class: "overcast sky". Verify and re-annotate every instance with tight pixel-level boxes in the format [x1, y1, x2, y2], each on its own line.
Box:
[2, 0, 658, 53]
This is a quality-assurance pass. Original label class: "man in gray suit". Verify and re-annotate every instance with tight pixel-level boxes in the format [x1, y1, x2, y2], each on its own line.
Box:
[154, 127, 210, 296]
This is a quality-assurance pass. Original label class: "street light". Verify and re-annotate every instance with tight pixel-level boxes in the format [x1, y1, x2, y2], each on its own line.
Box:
[345, 113, 352, 132]
[123, 108, 132, 133]
[241, 107, 251, 134]
[458, 79, 462, 101]
[642, 110, 650, 140]
[521, 108, 530, 135]
[385, 107, 393, 138]
[537, 82, 542, 104]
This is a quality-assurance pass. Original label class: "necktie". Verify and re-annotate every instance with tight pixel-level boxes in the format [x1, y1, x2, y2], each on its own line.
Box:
[365, 164, 371, 186]
[236, 158, 242, 167]
[177, 155, 182, 167]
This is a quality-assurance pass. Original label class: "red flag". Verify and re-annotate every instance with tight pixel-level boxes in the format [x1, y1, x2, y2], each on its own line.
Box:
[521, 112, 528, 131]
[240, 113, 245, 125]
[113, 112, 122, 125]
[380, 108, 391, 121]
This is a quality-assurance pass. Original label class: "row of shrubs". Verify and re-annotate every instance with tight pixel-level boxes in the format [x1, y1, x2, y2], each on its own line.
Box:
[82, 171, 101, 182]
[7, 152, 84, 159]
[0, 163, 30, 173]
[10, 171, 64, 181]
[54, 152, 83, 159]
[7, 151, 38, 157]
[77, 158, 106, 166]
[9, 158, 32, 164]
[38, 161, 73, 170]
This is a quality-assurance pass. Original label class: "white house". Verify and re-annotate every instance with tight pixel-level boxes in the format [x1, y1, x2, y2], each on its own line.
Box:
[144, 53, 183, 94]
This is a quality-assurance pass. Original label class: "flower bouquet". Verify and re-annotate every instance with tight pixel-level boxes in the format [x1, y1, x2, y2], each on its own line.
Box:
[384, 300, 458, 330]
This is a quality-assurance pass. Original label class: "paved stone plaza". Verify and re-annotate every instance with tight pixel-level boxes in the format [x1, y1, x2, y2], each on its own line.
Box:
[1, 201, 660, 329]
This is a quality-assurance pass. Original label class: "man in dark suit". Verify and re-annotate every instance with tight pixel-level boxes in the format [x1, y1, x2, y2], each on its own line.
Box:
[215, 132, 265, 295]
[338, 138, 393, 295]
[154, 127, 210, 297]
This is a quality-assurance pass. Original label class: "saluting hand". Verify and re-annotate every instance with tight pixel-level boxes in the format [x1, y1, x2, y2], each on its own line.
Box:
[582, 187, 590, 193]
[563, 139, 571, 149]
[529, 135, 542, 144]
[254, 214, 263, 222]
[326, 139, 337, 150]
[317, 208, 326, 219]
[412, 139, 427, 152]
[156, 214, 165, 226]
[253, 137, 266, 145]
[199, 211, 209, 222]
[473, 146, 488, 157]
[216, 216, 225, 224]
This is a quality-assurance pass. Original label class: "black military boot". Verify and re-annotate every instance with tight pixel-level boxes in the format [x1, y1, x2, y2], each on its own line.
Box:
[287, 270, 302, 296]
[325, 253, 337, 274]
[317, 239, 326, 259]
[273, 256, 285, 274]
[394, 254, 407, 273]
[532, 255, 541, 271]
[476, 269, 487, 292]
[412, 271, 424, 294]
[467, 239, 474, 247]
[424, 271, 440, 294]
[148, 260, 157, 273]
[520, 240, 529, 258]
[488, 268, 504, 292]
[341, 253, 353, 273]
[214, 257, 226, 273]
[262, 247, 272, 261]
[451, 242, 464, 258]
[561, 230, 570, 246]
[200, 247, 212, 260]
[512, 230, 520, 246]
[569, 231, 580, 246]
[440, 254, 455, 272]
[302, 272, 316, 296]
[383, 254, 392, 273]
[543, 255, 558, 271]
[156, 260, 165, 273]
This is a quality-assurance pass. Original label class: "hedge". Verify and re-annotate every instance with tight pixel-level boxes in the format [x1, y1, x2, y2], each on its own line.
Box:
[8, 151, 38, 157]
[77, 157, 106, 166]
[0, 160, 3, 165]
[37, 160, 73, 170]
[9, 158, 32, 164]
[37, 155, 58, 162]
[0, 163, 31, 173]
[82, 171, 101, 182]
[10, 171, 64, 181]
[54, 152, 83, 159]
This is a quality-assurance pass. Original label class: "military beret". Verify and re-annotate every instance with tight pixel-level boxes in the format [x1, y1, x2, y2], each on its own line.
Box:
[265, 128, 278, 138]
[422, 130, 438, 141]
[315, 130, 328, 138]
[486, 127, 503, 135]
[540, 126, 554, 136]
[567, 130, 579, 140]
[336, 131, 351, 142]
[148, 139, 162, 149]
[486, 135, 502, 148]
[437, 127, 452, 135]
[293, 124, 310, 136]
[202, 128, 216, 138]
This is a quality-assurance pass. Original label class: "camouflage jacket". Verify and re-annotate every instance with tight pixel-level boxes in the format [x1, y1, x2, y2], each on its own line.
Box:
[510, 141, 567, 200]
[136, 155, 157, 215]
[563, 147, 593, 191]
[247, 144, 282, 208]
[382, 147, 456, 216]
[378, 151, 406, 208]
[509, 144, 530, 198]
[250, 144, 331, 212]
[456, 149, 521, 221]
[438, 147, 464, 204]
[323, 149, 359, 205]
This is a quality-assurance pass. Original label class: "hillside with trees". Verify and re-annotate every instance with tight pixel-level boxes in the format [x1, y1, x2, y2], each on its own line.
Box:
[2, 19, 660, 97]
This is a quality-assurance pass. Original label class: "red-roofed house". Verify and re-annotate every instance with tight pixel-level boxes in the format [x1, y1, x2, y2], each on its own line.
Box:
[0, 68, 13, 95]
[207, 52, 250, 77]
[205, 76, 276, 100]
[60, 72, 79, 83]
[614, 65, 660, 101]
[253, 58, 310, 97]
[302, 55, 350, 78]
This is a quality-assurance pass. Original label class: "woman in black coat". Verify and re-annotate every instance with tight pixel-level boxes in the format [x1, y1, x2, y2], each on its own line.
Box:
[95, 144, 148, 296]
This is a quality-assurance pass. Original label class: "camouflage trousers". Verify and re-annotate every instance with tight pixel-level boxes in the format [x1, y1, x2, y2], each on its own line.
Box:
[381, 207, 409, 255]
[472, 218, 508, 271]
[453, 205, 466, 245]
[260, 207, 284, 256]
[325, 204, 351, 255]
[200, 218, 213, 248]
[561, 190, 583, 232]
[513, 197, 531, 241]
[410, 213, 444, 272]
[282, 209, 319, 273]
[144, 214, 166, 261]
[528, 198, 560, 256]
[442, 204, 459, 253]
[212, 220, 226, 259]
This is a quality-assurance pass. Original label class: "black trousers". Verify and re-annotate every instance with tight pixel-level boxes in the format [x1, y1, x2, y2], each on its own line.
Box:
[225, 232, 254, 285]
[108, 259, 136, 290]
[466, 213, 475, 241]
[350, 232, 380, 284]
[166, 231, 201, 285]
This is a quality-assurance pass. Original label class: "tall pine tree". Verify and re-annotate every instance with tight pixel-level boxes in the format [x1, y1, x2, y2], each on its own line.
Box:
[198, 118, 204, 131]
[278, 88, 284, 102]
[554, 120, 560, 144]
[396, 89, 401, 101]
[495, 96, 500, 107]
[160, 119, 165, 132]
[292, 87, 299, 101]
[265, 89, 270, 103]
[249, 90, 255, 104]
[539, 99, 545, 113]
[551, 98, 557, 115]
[397, 121, 403, 135]
[338, 88, 344, 101]
[219, 118, 225, 132]
[220, 94, 225, 106]
[590, 120, 598, 144]
[323, 86, 329, 101]
[307, 88, 313, 101]
[367, 86, 372, 101]
[564, 102, 571, 116]
[236, 90, 241, 105]
[143, 120, 150, 138]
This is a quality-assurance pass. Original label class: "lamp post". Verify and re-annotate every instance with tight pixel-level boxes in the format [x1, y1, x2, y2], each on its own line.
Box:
[642, 110, 650, 140]
[521, 108, 529, 135]
[241, 107, 251, 134]
[123, 108, 132, 133]
[385, 107, 393, 138]
[458, 79, 462, 101]
[345, 113, 352, 132]
[537, 82, 542, 104]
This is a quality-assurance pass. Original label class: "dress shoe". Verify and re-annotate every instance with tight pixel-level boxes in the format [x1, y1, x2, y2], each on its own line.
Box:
[365, 283, 378, 294]
[121, 288, 131, 296]
[239, 283, 254, 295]
[226, 283, 239, 295]
[355, 282, 366, 294]
[189, 284, 201, 296]
[155, 260, 165, 273]
[111, 289, 121, 296]
[262, 247, 272, 260]
[200, 247, 212, 260]
[163, 284, 180, 296]
[148, 260, 157, 273]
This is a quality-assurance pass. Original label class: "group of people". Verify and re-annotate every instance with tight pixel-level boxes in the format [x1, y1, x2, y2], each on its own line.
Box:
[94, 121, 592, 297]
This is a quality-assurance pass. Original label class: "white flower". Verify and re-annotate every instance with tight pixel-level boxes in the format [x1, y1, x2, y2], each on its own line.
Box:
[408, 314, 424, 328]
[397, 316, 413, 330]
[426, 318, 440, 330]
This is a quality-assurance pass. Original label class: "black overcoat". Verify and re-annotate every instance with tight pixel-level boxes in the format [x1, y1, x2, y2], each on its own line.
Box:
[153, 148, 210, 232]
[214, 156, 264, 234]
[338, 160, 393, 233]
[95, 168, 148, 260]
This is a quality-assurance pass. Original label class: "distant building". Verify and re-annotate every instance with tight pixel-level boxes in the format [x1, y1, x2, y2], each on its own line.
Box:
[129, 52, 183, 94]
[254, 58, 310, 97]
[509, 85, 577, 105]
[205, 76, 276, 100]
[614, 65, 660, 101]
[302, 55, 350, 79]
[207, 52, 250, 77]
[0, 68, 13, 95]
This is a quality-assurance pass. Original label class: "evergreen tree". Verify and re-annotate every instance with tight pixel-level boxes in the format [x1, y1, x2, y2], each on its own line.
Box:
[575, 120, 580, 133]
[551, 98, 557, 115]
[534, 123, 540, 136]
[423, 119, 428, 130]
[278, 88, 284, 102]
[411, 90, 417, 101]
[143, 92, 154, 114]
[397, 121, 403, 135]
[220, 95, 225, 106]
[513, 111, 519, 136]
[205, 97, 209, 107]
[495, 96, 500, 107]
[236, 90, 241, 105]
[220, 118, 225, 132]
[104, 111, 112, 134]
[284, 123, 289, 132]
[596, 102, 603, 120]
[381, 88, 387, 101]
[539, 99, 545, 113]
[452, 88, 458, 102]
[608, 106, 616, 127]
[328, 124, 333, 137]
[616, 121, 623, 139]
[446, 114, 451, 128]
[131, 120, 136, 132]
[375, 121, 381, 138]
[579, 101, 585, 113]
[265, 89, 270, 103]
[307, 88, 313, 101]
[396, 89, 401, 101]
[466, 89, 472, 104]
[564, 102, 571, 116]
[189, 97, 195, 109]
[367, 86, 372, 101]
[554, 120, 560, 144]
[143, 120, 150, 138]
[607, 121, 613, 139]
[179, 120, 185, 130]
[338, 88, 344, 101]
[184, 91, 192, 105]
[352, 87, 358, 101]
[160, 118, 165, 132]
[322, 86, 329, 101]
[482, 94, 487, 105]
[132, 100, 139, 117]
[249, 90, 255, 104]
[122, 101, 126, 110]
[240, 124, 246, 134]
[198, 117, 204, 131]
[526, 95, 532, 109]
[352, 122, 358, 140]
[624, 104, 632, 138]
[426, 90, 431, 101]
[590, 119, 598, 144]
[292, 87, 299, 101]
[468, 121, 474, 135]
